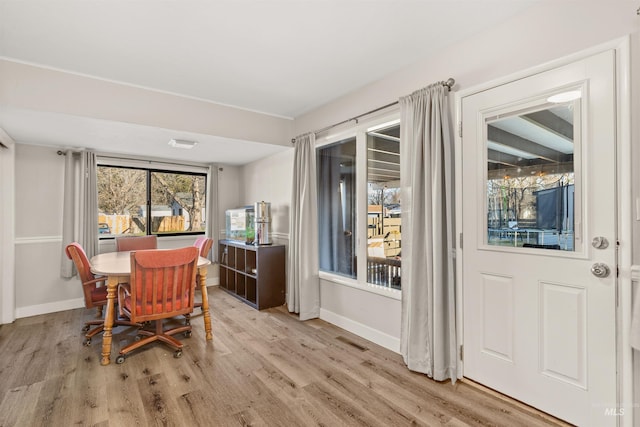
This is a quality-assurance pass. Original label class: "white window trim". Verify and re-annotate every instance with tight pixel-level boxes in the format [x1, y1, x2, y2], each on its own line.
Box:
[96, 154, 209, 174]
[96, 157, 208, 237]
[317, 110, 402, 295]
[319, 271, 401, 300]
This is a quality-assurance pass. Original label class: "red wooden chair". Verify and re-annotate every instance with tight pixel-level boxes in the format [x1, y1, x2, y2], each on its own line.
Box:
[115, 246, 199, 363]
[65, 242, 138, 346]
[115, 235, 158, 252]
[193, 236, 213, 258]
[192, 237, 213, 310]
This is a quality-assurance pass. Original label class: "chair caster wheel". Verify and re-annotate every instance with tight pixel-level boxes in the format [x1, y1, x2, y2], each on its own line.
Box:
[82, 325, 90, 332]
[84, 338, 91, 346]
[184, 331, 192, 338]
[174, 350, 182, 359]
[134, 335, 142, 342]
[115, 355, 125, 364]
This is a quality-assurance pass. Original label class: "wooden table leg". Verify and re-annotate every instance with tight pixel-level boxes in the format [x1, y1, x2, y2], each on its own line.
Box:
[100, 276, 119, 365]
[198, 266, 213, 340]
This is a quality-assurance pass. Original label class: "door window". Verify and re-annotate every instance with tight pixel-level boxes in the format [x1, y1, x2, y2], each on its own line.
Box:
[485, 96, 580, 252]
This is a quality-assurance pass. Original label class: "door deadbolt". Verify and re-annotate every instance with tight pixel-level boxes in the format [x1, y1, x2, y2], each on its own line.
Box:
[591, 236, 609, 249]
[591, 263, 610, 278]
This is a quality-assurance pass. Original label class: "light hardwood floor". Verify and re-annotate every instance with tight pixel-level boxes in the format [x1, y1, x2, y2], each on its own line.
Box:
[0, 286, 571, 426]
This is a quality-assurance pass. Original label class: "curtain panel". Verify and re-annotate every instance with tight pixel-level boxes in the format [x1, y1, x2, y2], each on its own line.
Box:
[399, 83, 457, 381]
[287, 133, 320, 320]
[206, 163, 220, 262]
[60, 150, 98, 278]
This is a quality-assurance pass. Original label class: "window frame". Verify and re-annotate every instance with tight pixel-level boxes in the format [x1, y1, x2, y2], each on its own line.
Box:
[97, 157, 208, 239]
[316, 112, 402, 299]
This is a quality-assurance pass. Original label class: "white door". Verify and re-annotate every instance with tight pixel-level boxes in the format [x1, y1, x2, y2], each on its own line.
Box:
[462, 50, 617, 426]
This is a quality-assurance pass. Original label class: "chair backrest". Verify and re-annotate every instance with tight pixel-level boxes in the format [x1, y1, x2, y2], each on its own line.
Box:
[65, 242, 105, 309]
[193, 237, 213, 258]
[126, 247, 199, 322]
[116, 235, 158, 252]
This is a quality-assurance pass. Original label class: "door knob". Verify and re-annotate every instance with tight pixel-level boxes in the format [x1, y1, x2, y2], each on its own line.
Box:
[591, 263, 610, 278]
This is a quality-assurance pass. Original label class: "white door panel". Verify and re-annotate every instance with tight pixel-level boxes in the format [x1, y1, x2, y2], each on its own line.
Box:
[462, 50, 617, 426]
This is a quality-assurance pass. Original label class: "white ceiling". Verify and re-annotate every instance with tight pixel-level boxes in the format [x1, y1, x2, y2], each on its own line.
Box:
[0, 0, 540, 165]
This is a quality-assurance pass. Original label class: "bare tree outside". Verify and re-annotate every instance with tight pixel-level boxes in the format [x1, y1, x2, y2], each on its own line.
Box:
[367, 184, 400, 206]
[97, 167, 146, 215]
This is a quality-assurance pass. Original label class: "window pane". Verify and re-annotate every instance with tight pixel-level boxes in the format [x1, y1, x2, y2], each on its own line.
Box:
[150, 172, 207, 234]
[97, 166, 147, 236]
[486, 103, 577, 251]
[367, 124, 401, 289]
[317, 137, 357, 278]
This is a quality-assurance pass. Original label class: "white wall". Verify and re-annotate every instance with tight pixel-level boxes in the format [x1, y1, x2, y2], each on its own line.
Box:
[241, 148, 294, 240]
[13, 144, 82, 316]
[0, 128, 16, 324]
[217, 164, 244, 239]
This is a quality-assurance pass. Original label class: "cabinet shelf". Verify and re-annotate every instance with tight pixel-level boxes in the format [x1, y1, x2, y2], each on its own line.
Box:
[218, 239, 285, 310]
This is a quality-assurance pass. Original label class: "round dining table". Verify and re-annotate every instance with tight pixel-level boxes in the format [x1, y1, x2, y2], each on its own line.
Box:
[91, 250, 212, 365]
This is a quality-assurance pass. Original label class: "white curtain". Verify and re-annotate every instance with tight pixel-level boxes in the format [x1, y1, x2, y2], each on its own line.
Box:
[60, 150, 99, 278]
[399, 82, 457, 381]
[206, 163, 220, 262]
[288, 133, 320, 320]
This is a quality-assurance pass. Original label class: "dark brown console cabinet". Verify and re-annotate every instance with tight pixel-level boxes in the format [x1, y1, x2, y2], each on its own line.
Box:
[218, 239, 285, 310]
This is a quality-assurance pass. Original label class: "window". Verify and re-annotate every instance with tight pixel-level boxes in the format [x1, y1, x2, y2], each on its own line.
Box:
[366, 123, 401, 289]
[97, 165, 207, 237]
[317, 137, 357, 279]
[317, 117, 401, 290]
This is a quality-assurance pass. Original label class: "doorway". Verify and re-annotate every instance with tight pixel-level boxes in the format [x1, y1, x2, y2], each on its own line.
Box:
[460, 50, 618, 426]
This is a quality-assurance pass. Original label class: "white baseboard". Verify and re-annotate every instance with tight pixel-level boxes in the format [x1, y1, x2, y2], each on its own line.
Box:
[320, 308, 400, 354]
[16, 297, 85, 319]
[14, 278, 219, 320]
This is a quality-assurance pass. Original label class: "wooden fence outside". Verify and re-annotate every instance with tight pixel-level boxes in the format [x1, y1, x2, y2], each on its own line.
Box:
[99, 214, 185, 234]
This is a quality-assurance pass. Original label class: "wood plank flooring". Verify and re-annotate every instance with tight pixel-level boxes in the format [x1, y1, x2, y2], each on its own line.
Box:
[0, 287, 571, 426]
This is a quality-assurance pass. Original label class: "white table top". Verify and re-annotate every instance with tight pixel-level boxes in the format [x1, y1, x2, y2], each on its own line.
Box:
[91, 250, 211, 276]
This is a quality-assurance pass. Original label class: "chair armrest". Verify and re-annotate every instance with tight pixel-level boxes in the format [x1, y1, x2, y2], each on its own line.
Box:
[118, 283, 131, 298]
[117, 283, 132, 318]
[83, 276, 107, 287]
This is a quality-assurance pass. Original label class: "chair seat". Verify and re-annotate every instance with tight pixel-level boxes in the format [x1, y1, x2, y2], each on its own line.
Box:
[122, 295, 190, 314]
[91, 286, 108, 303]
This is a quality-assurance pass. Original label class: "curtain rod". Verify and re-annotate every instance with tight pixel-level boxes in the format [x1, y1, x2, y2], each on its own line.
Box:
[291, 77, 455, 144]
[57, 150, 209, 170]
[96, 153, 209, 169]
